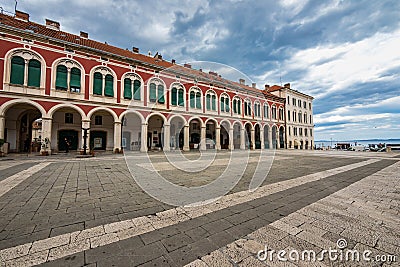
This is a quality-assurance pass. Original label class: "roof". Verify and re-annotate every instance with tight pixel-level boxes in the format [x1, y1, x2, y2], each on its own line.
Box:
[0, 11, 285, 102]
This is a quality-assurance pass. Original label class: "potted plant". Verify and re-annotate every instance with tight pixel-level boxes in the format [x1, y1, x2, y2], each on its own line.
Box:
[41, 137, 50, 156]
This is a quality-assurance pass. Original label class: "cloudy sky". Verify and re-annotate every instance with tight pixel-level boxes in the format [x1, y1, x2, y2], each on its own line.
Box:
[2, 0, 399, 141]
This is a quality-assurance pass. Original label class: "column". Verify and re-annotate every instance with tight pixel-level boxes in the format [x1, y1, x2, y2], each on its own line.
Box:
[0, 115, 5, 140]
[200, 125, 206, 150]
[250, 129, 255, 150]
[228, 127, 234, 150]
[277, 134, 280, 150]
[260, 128, 264, 150]
[163, 124, 170, 152]
[183, 124, 190, 151]
[140, 123, 148, 152]
[113, 121, 122, 152]
[40, 117, 52, 154]
[81, 119, 90, 152]
[240, 128, 245, 150]
[215, 126, 221, 150]
[268, 128, 273, 149]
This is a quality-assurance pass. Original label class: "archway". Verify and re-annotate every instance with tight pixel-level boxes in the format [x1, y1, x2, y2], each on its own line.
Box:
[272, 125, 278, 149]
[169, 116, 185, 150]
[220, 121, 230, 149]
[205, 120, 216, 149]
[305, 140, 309, 150]
[52, 107, 83, 152]
[189, 118, 202, 150]
[245, 123, 252, 149]
[3, 103, 43, 153]
[294, 139, 300, 149]
[121, 112, 142, 151]
[300, 140, 304, 149]
[89, 109, 115, 151]
[279, 126, 285, 149]
[147, 114, 165, 150]
[233, 122, 241, 149]
[255, 124, 261, 149]
[264, 125, 270, 149]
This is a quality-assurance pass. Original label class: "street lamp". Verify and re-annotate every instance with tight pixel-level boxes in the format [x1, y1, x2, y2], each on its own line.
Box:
[82, 127, 90, 155]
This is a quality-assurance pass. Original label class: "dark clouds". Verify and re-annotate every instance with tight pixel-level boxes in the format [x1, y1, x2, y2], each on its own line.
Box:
[2, 0, 399, 140]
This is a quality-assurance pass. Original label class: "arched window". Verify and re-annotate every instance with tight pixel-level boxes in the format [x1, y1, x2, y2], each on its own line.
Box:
[70, 67, 81, 93]
[178, 87, 184, 106]
[93, 72, 103, 95]
[124, 78, 132, 99]
[27, 59, 41, 87]
[171, 85, 184, 106]
[189, 88, 202, 109]
[298, 112, 302, 123]
[279, 108, 284, 120]
[264, 103, 269, 118]
[123, 75, 141, 100]
[149, 80, 165, 104]
[233, 97, 242, 115]
[254, 102, 261, 117]
[244, 99, 252, 116]
[55, 65, 68, 90]
[104, 74, 114, 97]
[10, 56, 25, 85]
[220, 94, 230, 113]
[293, 110, 297, 122]
[206, 90, 217, 111]
[304, 113, 307, 124]
[287, 110, 291, 121]
[272, 106, 277, 119]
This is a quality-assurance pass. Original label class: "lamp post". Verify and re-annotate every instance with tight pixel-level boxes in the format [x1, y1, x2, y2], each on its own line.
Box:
[82, 127, 89, 155]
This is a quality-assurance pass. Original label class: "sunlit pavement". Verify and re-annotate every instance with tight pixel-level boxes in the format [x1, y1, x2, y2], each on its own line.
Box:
[0, 150, 398, 266]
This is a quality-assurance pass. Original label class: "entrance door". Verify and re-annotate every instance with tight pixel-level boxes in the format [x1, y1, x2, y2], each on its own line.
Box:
[58, 130, 79, 151]
[122, 131, 131, 151]
[90, 131, 107, 150]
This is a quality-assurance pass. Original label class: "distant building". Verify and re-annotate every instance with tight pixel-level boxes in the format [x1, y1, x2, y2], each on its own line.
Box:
[266, 83, 314, 149]
[0, 11, 313, 154]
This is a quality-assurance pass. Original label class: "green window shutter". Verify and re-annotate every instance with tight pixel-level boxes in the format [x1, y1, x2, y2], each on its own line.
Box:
[70, 67, 81, 92]
[196, 92, 201, 109]
[233, 99, 237, 113]
[225, 98, 230, 112]
[10, 56, 25, 85]
[133, 80, 141, 100]
[220, 97, 224, 112]
[55, 65, 68, 90]
[27, 59, 41, 87]
[123, 78, 132, 99]
[149, 83, 157, 102]
[206, 94, 211, 110]
[211, 95, 216, 111]
[244, 102, 247, 115]
[104, 74, 114, 97]
[238, 100, 241, 114]
[171, 87, 177, 105]
[157, 85, 165, 103]
[93, 72, 103, 95]
[178, 89, 184, 106]
[189, 91, 195, 108]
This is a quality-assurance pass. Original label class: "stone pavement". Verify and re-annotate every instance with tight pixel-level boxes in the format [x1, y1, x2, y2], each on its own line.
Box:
[0, 150, 398, 266]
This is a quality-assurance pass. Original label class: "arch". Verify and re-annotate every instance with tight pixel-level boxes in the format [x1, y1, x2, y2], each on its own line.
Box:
[205, 89, 217, 111]
[0, 99, 46, 117]
[87, 107, 119, 122]
[169, 82, 186, 107]
[119, 110, 145, 123]
[219, 119, 232, 129]
[219, 92, 230, 113]
[243, 121, 254, 130]
[51, 57, 85, 92]
[145, 112, 167, 124]
[89, 65, 117, 97]
[147, 77, 166, 104]
[121, 72, 144, 101]
[47, 103, 86, 119]
[167, 114, 187, 125]
[205, 117, 218, 125]
[5, 48, 46, 87]
[188, 116, 205, 127]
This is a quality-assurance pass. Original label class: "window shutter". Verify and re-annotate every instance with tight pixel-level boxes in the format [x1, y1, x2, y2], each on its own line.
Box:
[27, 59, 41, 87]
[55, 65, 68, 90]
[220, 97, 224, 112]
[225, 97, 230, 112]
[10, 56, 25, 85]
[178, 89, 184, 106]
[133, 80, 141, 100]
[196, 92, 201, 109]
[212, 95, 216, 111]
[157, 85, 165, 103]
[93, 72, 103, 95]
[123, 78, 132, 99]
[190, 91, 195, 108]
[238, 100, 241, 114]
[69, 67, 81, 92]
[149, 83, 157, 102]
[104, 74, 114, 97]
[233, 99, 237, 113]
[206, 94, 211, 110]
[171, 87, 177, 105]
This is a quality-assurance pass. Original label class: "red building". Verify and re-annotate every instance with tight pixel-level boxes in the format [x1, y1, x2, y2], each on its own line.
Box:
[0, 10, 286, 154]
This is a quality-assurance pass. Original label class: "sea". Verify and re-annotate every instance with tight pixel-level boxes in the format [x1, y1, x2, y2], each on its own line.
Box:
[314, 139, 400, 148]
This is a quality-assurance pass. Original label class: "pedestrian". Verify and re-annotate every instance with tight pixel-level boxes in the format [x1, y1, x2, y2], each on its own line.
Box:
[64, 138, 70, 153]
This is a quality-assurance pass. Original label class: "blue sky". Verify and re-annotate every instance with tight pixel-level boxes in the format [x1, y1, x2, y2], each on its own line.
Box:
[3, 0, 399, 141]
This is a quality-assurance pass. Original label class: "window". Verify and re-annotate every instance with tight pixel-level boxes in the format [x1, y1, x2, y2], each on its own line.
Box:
[279, 108, 284, 120]
[150, 83, 157, 102]
[303, 101, 306, 109]
[56, 65, 68, 90]
[292, 98, 296, 106]
[294, 127, 297, 136]
[309, 103, 312, 110]
[171, 86, 184, 106]
[244, 100, 252, 116]
[27, 59, 41, 87]
[287, 110, 290, 121]
[264, 104, 269, 118]
[65, 113, 73, 124]
[305, 128, 308, 136]
[310, 115, 312, 124]
[206, 91, 217, 111]
[149, 81, 165, 104]
[189, 89, 202, 109]
[93, 72, 103, 95]
[104, 74, 114, 97]
[70, 67, 81, 93]
[158, 85, 165, 104]
[310, 129, 313, 136]
[254, 102, 261, 117]
[298, 99, 301, 107]
[304, 113, 307, 123]
[133, 80, 141, 100]
[293, 111, 296, 122]
[288, 127, 291, 136]
[272, 106, 277, 120]
[287, 96, 290, 104]
[220, 94, 230, 113]
[95, 115, 102, 125]
[298, 112, 302, 123]
[123, 77, 141, 100]
[10, 56, 25, 85]
[233, 97, 242, 115]
[299, 128, 303, 136]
